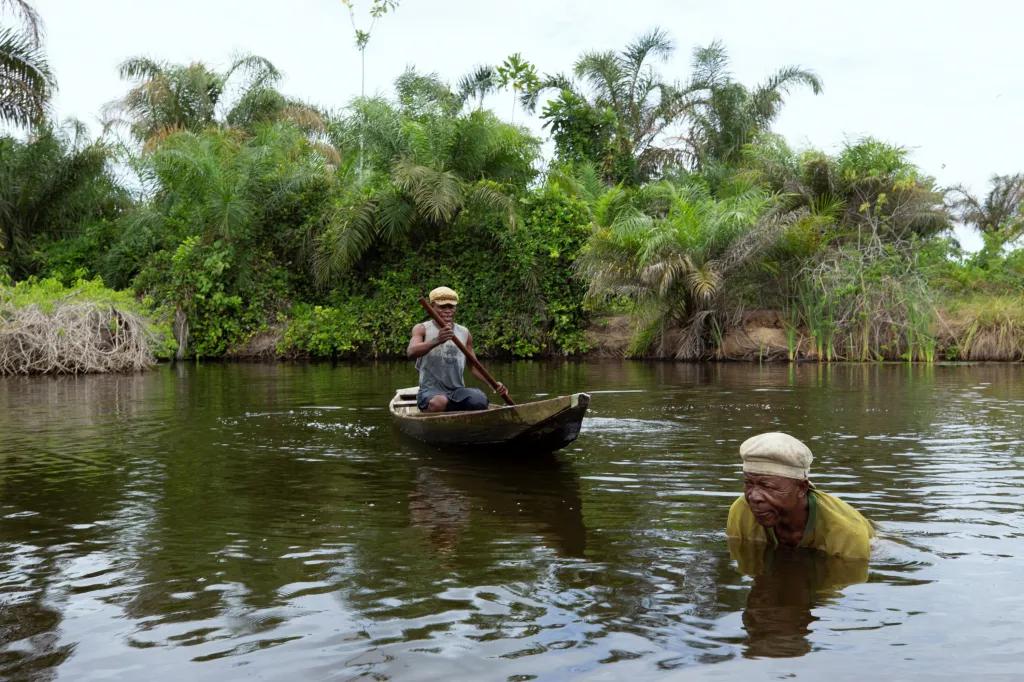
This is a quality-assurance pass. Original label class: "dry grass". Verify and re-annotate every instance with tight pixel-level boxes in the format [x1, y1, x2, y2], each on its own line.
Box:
[227, 323, 286, 359]
[0, 302, 160, 375]
[939, 296, 1024, 361]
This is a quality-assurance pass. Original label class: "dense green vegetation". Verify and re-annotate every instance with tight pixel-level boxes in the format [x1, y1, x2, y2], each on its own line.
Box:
[2, 1, 1022, 369]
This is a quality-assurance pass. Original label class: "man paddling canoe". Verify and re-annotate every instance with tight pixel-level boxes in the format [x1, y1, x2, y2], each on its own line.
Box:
[407, 287, 509, 413]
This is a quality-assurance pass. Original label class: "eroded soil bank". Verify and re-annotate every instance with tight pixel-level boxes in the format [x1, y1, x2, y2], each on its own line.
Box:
[584, 310, 1024, 361]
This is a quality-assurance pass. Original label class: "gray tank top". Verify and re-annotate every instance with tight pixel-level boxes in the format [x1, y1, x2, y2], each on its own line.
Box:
[415, 320, 469, 396]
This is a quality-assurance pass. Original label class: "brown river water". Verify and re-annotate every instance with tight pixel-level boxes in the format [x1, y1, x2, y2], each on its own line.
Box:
[1, 362, 1022, 681]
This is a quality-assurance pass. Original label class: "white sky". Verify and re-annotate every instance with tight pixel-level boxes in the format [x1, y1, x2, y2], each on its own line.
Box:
[27, 0, 1024, 250]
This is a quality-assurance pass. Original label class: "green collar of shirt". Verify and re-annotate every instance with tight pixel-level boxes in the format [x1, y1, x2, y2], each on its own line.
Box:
[764, 489, 817, 547]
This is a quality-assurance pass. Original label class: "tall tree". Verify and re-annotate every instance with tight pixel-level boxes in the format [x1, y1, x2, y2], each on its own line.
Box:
[685, 41, 822, 172]
[947, 174, 1024, 240]
[315, 72, 539, 283]
[541, 90, 615, 169]
[495, 53, 538, 122]
[341, 0, 400, 181]
[103, 54, 318, 150]
[533, 28, 689, 186]
[0, 0, 54, 127]
[0, 120, 127, 279]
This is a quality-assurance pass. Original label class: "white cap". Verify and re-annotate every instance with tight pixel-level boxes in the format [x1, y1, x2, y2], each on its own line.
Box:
[740, 432, 813, 480]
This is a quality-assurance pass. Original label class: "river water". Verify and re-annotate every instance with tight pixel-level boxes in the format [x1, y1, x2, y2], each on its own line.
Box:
[1, 362, 1022, 681]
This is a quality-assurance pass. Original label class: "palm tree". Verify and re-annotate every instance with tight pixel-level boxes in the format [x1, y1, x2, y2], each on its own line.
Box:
[495, 53, 538, 122]
[0, 0, 55, 127]
[103, 54, 321, 150]
[314, 75, 540, 284]
[685, 41, 822, 172]
[742, 134, 947, 246]
[740, 135, 948, 361]
[533, 28, 690, 185]
[122, 122, 333, 251]
[0, 120, 127, 279]
[532, 31, 819, 186]
[577, 178, 798, 357]
[947, 174, 1024, 240]
[456, 65, 499, 111]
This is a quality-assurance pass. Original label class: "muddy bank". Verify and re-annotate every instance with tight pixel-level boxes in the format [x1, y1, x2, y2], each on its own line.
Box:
[585, 310, 1024, 362]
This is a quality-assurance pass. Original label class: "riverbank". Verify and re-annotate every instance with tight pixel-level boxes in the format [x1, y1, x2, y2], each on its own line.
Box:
[225, 300, 1024, 364]
[3, 278, 1021, 376]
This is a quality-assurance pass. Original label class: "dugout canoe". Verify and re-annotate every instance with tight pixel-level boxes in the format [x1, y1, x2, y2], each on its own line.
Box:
[389, 387, 590, 452]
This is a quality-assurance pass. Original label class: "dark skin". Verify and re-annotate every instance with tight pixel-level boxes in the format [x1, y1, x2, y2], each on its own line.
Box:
[407, 303, 508, 412]
[743, 473, 810, 547]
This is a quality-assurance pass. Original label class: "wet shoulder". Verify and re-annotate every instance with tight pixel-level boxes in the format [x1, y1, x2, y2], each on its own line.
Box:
[811, 489, 874, 559]
[813, 490, 873, 530]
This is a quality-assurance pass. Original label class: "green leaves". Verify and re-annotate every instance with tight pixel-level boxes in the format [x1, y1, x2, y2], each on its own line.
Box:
[686, 44, 822, 172]
[103, 53, 313, 148]
[341, 0, 401, 50]
[948, 173, 1024, 241]
[0, 122, 123, 280]
[282, 302, 370, 356]
[495, 53, 539, 120]
[576, 176, 790, 358]
[0, 26, 54, 127]
[313, 84, 539, 284]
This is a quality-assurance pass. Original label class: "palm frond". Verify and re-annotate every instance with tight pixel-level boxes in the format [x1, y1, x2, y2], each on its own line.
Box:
[312, 195, 378, 285]
[116, 56, 167, 83]
[623, 27, 674, 72]
[0, 26, 54, 127]
[689, 41, 731, 89]
[467, 181, 516, 230]
[223, 52, 282, 90]
[1, 0, 43, 44]
[456, 64, 498, 109]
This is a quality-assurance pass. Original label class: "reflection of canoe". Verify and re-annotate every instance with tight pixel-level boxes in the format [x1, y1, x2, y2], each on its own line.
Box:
[389, 387, 590, 452]
[407, 451, 587, 558]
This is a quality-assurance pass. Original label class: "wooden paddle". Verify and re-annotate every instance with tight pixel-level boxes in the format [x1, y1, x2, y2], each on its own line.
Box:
[418, 296, 515, 406]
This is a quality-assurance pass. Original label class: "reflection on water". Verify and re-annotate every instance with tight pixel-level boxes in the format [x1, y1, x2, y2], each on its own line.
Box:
[730, 541, 869, 659]
[406, 447, 586, 559]
[0, 362, 1023, 680]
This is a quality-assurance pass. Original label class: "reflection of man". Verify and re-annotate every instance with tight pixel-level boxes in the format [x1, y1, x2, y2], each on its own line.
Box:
[727, 432, 875, 560]
[408, 469, 468, 554]
[730, 542, 869, 659]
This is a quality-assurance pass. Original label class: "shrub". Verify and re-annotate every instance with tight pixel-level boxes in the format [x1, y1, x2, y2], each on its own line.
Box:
[0, 276, 175, 374]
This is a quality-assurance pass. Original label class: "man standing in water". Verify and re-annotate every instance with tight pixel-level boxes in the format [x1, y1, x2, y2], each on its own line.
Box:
[727, 433, 875, 560]
[407, 287, 508, 413]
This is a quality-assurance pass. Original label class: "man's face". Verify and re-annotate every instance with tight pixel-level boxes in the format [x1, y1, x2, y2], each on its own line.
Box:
[436, 304, 456, 326]
[743, 473, 806, 527]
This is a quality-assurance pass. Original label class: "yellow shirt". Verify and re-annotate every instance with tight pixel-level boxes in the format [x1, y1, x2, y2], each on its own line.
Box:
[726, 489, 875, 560]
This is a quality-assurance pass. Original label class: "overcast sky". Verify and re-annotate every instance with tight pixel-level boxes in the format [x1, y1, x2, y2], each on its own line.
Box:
[28, 0, 1024, 249]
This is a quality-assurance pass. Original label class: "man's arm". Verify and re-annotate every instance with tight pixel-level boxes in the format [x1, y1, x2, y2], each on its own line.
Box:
[407, 324, 432, 359]
[407, 323, 454, 359]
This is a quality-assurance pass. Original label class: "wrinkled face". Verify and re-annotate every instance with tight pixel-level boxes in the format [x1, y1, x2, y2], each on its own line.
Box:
[743, 473, 806, 527]
[435, 303, 456, 326]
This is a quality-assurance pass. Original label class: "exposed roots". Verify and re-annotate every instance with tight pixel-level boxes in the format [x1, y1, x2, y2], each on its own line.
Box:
[0, 302, 160, 375]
